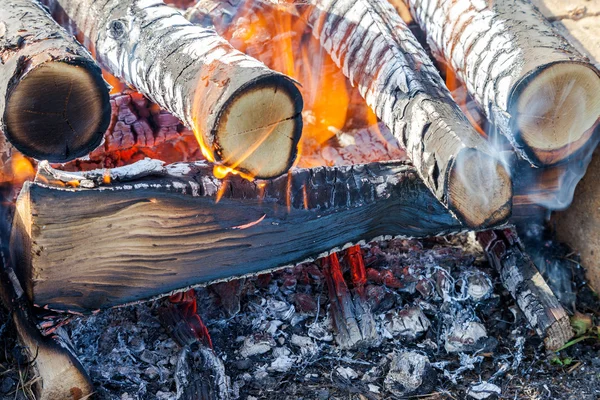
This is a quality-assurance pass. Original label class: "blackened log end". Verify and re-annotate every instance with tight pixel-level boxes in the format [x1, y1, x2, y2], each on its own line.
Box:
[3, 60, 110, 162]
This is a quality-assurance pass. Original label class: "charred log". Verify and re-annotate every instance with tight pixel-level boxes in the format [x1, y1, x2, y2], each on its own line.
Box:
[402, 0, 600, 166]
[477, 228, 573, 351]
[10, 159, 472, 312]
[41, 0, 303, 179]
[0, 196, 92, 399]
[0, 0, 110, 162]
[293, 0, 512, 228]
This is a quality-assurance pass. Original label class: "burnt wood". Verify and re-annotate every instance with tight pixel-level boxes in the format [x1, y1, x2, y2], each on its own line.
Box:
[0, 0, 110, 162]
[41, 0, 303, 179]
[478, 228, 573, 351]
[11, 159, 470, 313]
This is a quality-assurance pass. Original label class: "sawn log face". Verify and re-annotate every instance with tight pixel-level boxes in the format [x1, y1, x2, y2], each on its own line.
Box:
[11, 160, 466, 312]
[0, 0, 110, 162]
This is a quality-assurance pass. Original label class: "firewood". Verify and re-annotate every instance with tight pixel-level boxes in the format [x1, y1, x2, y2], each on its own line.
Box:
[41, 0, 303, 179]
[10, 158, 474, 312]
[477, 229, 573, 351]
[290, 0, 512, 228]
[553, 147, 600, 293]
[0, 0, 110, 162]
[401, 0, 600, 166]
[0, 238, 92, 399]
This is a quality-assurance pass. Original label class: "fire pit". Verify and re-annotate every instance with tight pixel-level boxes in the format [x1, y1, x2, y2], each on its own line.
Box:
[0, 0, 599, 398]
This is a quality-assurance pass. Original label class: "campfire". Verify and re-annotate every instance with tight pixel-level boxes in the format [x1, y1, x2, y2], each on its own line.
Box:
[0, 0, 599, 398]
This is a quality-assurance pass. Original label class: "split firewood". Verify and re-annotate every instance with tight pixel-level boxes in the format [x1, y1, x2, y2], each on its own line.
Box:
[290, 0, 512, 228]
[553, 146, 600, 293]
[0, 0, 110, 162]
[401, 0, 600, 166]
[11, 158, 473, 312]
[0, 198, 92, 399]
[477, 228, 573, 351]
[41, 0, 303, 179]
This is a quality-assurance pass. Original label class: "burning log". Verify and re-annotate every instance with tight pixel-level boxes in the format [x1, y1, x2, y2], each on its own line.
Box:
[41, 0, 303, 179]
[10, 158, 470, 312]
[402, 0, 600, 166]
[296, 0, 512, 228]
[0, 0, 110, 162]
[477, 229, 573, 351]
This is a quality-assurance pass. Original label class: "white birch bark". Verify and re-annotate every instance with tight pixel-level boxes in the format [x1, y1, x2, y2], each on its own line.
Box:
[298, 0, 512, 227]
[41, 0, 304, 178]
[403, 0, 600, 165]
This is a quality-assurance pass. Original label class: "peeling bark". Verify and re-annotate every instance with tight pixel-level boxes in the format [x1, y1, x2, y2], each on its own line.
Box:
[402, 0, 600, 165]
[0, 0, 110, 162]
[41, 0, 303, 179]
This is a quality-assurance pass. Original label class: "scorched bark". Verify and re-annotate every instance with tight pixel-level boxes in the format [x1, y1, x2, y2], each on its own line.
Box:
[10, 159, 472, 312]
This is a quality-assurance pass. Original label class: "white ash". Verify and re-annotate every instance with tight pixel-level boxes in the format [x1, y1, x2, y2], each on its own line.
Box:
[445, 321, 488, 353]
[384, 351, 434, 396]
[382, 305, 431, 340]
[61, 235, 540, 398]
[461, 270, 494, 302]
[335, 366, 359, 380]
[467, 381, 502, 399]
[239, 333, 276, 358]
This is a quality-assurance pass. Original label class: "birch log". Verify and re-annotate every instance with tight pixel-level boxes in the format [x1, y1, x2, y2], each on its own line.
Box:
[296, 0, 512, 228]
[10, 158, 472, 312]
[477, 229, 573, 351]
[41, 0, 303, 179]
[0, 0, 110, 162]
[402, 0, 600, 166]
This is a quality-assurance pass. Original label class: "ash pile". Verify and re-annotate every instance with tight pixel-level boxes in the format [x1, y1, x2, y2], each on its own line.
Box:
[45, 233, 598, 400]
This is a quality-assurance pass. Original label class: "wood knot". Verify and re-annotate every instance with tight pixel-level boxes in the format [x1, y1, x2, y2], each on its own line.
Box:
[107, 20, 126, 40]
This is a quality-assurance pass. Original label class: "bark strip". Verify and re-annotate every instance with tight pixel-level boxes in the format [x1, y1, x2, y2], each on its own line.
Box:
[0, 0, 110, 162]
[402, 0, 600, 165]
[477, 228, 573, 351]
[10, 158, 470, 312]
[295, 0, 512, 228]
[41, 0, 303, 179]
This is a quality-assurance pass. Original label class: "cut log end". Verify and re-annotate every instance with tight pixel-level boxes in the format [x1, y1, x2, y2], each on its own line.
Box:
[213, 76, 303, 179]
[4, 60, 110, 162]
[513, 62, 600, 165]
[447, 149, 512, 228]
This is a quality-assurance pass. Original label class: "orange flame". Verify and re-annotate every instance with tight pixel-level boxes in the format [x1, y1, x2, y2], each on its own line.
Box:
[1, 153, 35, 186]
[194, 0, 379, 177]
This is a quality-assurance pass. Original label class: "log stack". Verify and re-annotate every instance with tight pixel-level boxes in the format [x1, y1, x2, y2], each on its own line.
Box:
[0, 0, 111, 162]
[287, 0, 513, 228]
[401, 0, 600, 166]
[41, 0, 304, 179]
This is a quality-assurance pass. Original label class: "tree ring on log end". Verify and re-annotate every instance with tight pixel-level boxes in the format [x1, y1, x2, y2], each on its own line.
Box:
[212, 75, 303, 179]
[511, 61, 600, 165]
[4, 60, 111, 162]
[446, 148, 512, 228]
